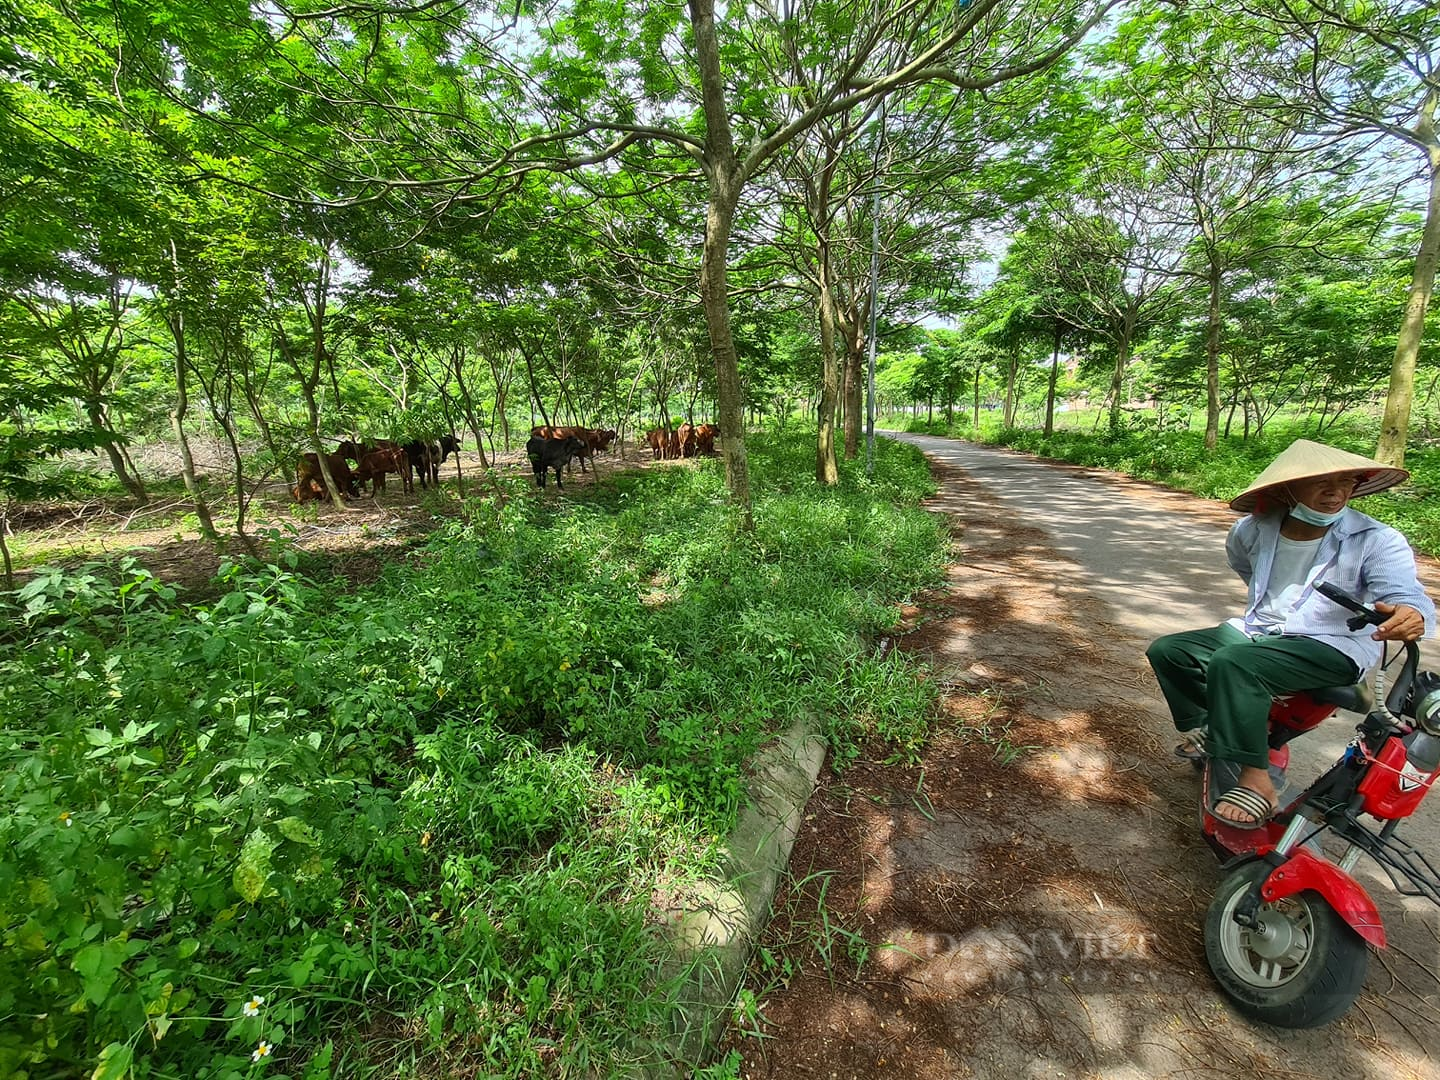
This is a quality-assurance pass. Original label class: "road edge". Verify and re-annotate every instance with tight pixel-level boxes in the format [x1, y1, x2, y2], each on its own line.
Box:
[654, 716, 827, 1074]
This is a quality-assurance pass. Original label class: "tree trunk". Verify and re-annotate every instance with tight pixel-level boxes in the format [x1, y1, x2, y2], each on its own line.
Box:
[1204, 260, 1222, 452]
[813, 146, 841, 486]
[690, 0, 752, 524]
[300, 382, 346, 510]
[1108, 337, 1131, 434]
[816, 286, 841, 485]
[451, 345, 490, 470]
[1044, 322, 1061, 437]
[1376, 145, 1440, 468]
[207, 390, 252, 553]
[289, 257, 345, 510]
[1003, 349, 1019, 427]
[164, 307, 217, 539]
[87, 402, 147, 503]
[843, 333, 864, 457]
[240, 354, 288, 485]
[973, 367, 980, 427]
[0, 507, 12, 590]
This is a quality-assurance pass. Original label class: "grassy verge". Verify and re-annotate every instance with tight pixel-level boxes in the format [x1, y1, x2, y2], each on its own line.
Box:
[887, 413, 1440, 558]
[0, 432, 947, 1079]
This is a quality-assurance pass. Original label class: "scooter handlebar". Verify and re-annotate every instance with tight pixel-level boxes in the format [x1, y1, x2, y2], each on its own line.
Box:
[1315, 582, 1389, 632]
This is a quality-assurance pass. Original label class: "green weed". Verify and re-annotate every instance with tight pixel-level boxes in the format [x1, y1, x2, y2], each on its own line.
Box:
[0, 431, 948, 1078]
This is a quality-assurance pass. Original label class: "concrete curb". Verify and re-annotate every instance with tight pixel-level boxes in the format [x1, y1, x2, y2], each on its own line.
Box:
[656, 716, 827, 1073]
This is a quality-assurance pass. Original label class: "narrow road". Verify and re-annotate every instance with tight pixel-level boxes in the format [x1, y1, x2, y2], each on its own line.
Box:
[889, 432, 1440, 802]
[737, 434, 1440, 1080]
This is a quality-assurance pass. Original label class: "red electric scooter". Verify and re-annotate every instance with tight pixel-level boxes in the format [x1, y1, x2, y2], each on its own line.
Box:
[1197, 582, 1440, 1028]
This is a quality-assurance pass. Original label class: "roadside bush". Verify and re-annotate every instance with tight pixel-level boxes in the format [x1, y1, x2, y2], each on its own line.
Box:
[0, 431, 947, 1078]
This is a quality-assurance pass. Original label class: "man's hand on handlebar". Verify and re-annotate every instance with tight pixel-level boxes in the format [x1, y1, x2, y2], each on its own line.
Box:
[1372, 602, 1426, 642]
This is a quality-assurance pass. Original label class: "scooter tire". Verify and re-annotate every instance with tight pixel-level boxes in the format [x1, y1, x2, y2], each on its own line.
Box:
[1204, 860, 1368, 1028]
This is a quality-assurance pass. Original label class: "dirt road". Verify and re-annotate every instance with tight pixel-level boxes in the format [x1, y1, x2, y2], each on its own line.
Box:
[731, 436, 1440, 1080]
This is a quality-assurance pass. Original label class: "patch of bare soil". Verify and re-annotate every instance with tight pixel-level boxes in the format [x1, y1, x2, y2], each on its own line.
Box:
[727, 460, 1440, 1080]
[6, 442, 672, 598]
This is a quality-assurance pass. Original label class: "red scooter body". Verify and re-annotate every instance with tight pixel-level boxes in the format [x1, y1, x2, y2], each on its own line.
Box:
[1202, 691, 1388, 946]
[1200, 692, 1333, 860]
[1196, 584, 1440, 1028]
[1258, 847, 1386, 948]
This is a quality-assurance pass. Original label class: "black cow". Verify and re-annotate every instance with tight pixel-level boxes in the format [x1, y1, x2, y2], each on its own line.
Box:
[401, 440, 436, 489]
[526, 435, 586, 489]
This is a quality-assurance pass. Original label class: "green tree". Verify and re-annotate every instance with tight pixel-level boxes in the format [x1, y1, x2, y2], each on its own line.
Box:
[1230, 0, 1439, 465]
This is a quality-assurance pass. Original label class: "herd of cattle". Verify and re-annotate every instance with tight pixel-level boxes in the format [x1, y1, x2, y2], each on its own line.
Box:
[523, 425, 617, 488]
[292, 435, 462, 502]
[292, 422, 721, 501]
[645, 421, 718, 461]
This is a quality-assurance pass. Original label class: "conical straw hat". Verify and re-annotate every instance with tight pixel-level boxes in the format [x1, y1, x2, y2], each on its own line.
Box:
[1229, 439, 1408, 512]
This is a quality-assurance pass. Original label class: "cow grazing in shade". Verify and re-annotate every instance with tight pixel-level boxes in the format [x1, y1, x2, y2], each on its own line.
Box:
[695, 423, 718, 456]
[676, 422, 697, 459]
[526, 434, 586, 488]
[531, 425, 595, 474]
[356, 447, 411, 495]
[644, 427, 665, 460]
[294, 452, 356, 502]
[337, 438, 400, 462]
[401, 440, 438, 489]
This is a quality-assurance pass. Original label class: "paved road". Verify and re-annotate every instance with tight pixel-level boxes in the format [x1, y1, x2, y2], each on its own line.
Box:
[887, 432, 1438, 763]
[886, 432, 1440, 942]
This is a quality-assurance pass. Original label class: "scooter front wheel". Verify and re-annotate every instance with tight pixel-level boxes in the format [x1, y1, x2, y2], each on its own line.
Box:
[1203, 860, 1367, 1028]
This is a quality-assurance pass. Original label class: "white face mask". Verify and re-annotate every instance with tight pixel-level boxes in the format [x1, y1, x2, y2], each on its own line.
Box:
[1290, 502, 1345, 527]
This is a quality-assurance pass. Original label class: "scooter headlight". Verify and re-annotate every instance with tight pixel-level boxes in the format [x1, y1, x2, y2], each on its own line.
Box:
[1412, 671, 1440, 736]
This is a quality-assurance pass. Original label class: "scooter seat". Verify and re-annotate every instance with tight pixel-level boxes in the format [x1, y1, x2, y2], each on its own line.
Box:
[1306, 683, 1373, 713]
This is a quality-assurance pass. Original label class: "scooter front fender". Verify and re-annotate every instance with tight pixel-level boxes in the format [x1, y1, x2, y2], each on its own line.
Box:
[1260, 847, 1386, 949]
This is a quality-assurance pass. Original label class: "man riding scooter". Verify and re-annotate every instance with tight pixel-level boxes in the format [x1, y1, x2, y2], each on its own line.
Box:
[1147, 439, 1435, 827]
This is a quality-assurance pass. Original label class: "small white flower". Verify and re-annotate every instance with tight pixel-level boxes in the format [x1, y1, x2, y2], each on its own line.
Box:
[251, 1040, 272, 1062]
[59, 812, 73, 827]
[242, 995, 264, 1017]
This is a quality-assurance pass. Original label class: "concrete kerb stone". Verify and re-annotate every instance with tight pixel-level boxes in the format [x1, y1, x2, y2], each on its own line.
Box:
[653, 716, 827, 1073]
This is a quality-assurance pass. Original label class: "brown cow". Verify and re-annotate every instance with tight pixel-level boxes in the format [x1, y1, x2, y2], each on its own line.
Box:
[356, 447, 412, 495]
[337, 438, 400, 462]
[644, 428, 665, 460]
[294, 452, 356, 502]
[664, 428, 679, 460]
[695, 423, 718, 456]
[676, 422, 697, 459]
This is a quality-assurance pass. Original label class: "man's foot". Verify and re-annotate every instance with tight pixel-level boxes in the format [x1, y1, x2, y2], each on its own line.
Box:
[1213, 765, 1277, 827]
[1174, 735, 1205, 763]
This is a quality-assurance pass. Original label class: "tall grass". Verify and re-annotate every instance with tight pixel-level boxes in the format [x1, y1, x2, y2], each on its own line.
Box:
[0, 432, 947, 1079]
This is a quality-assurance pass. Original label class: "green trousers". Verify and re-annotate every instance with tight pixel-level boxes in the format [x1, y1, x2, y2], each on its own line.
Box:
[1145, 624, 1359, 769]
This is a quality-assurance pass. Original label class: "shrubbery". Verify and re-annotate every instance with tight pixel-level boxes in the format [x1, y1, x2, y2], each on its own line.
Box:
[0, 433, 946, 1078]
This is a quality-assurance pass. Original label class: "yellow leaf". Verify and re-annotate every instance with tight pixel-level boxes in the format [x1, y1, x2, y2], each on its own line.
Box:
[91, 1042, 132, 1080]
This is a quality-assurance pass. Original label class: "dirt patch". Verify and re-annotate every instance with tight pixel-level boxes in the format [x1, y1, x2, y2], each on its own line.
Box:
[727, 459, 1440, 1079]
